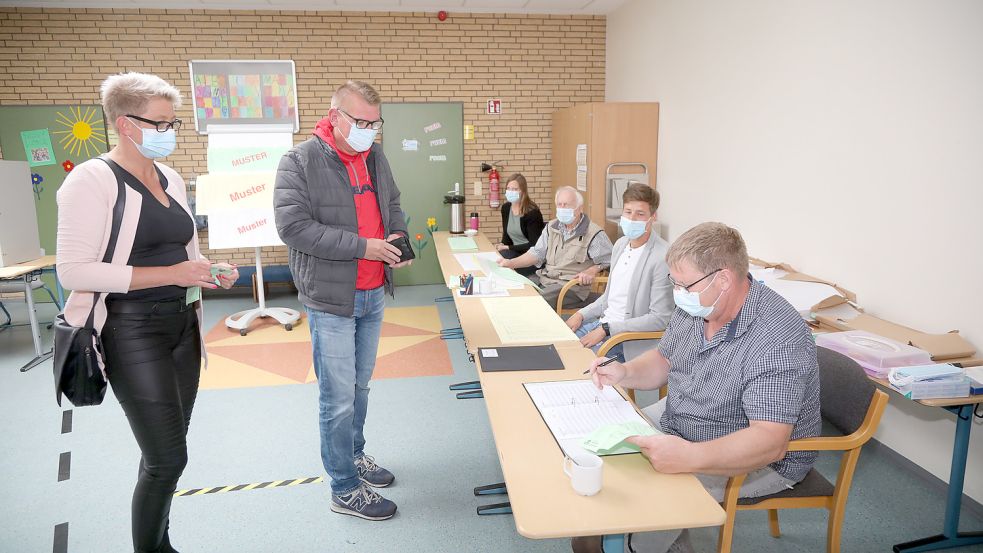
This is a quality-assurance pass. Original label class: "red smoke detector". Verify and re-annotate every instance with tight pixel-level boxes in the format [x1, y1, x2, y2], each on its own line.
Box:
[437, 10, 448, 21]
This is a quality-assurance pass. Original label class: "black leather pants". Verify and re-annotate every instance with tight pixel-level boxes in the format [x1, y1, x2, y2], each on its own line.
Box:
[102, 302, 201, 553]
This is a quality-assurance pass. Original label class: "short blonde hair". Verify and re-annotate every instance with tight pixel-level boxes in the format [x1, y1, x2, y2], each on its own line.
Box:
[554, 185, 584, 208]
[100, 72, 182, 127]
[666, 222, 749, 276]
[331, 80, 382, 108]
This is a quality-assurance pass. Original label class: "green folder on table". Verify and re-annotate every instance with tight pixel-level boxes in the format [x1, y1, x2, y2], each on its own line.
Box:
[448, 236, 478, 251]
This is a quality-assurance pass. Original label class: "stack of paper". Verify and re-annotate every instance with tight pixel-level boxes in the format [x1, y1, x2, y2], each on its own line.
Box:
[888, 364, 970, 400]
[481, 296, 578, 345]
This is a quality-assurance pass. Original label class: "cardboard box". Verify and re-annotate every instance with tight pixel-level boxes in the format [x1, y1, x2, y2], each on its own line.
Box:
[749, 256, 857, 311]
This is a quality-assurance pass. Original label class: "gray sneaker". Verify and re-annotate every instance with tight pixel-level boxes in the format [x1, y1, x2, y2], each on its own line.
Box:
[330, 483, 397, 521]
[356, 454, 395, 488]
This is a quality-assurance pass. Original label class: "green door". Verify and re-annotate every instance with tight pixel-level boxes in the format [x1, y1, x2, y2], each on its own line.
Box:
[0, 105, 110, 301]
[381, 103, 464, 286]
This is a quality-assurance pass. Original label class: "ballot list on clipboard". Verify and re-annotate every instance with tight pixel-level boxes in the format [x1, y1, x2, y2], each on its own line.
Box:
[523, 380, 658, 457]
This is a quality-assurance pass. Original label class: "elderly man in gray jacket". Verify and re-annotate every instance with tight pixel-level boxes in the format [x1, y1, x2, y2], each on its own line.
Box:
[274, 80, 409, 522]
[566, 183, 673, 361]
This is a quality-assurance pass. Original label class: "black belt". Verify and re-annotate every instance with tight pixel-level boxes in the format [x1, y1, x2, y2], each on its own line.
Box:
[107, 298, 197, 315]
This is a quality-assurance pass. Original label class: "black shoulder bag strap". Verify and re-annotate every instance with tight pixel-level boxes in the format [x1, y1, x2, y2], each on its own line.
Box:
[84, 157, 128, 330]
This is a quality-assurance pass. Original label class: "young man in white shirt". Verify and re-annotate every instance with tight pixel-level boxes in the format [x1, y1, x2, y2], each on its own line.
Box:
[565, 183, 674, 361]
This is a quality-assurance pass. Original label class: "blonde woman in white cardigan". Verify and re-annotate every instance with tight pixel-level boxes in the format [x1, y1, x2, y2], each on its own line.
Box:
[56, 72, 237, 553]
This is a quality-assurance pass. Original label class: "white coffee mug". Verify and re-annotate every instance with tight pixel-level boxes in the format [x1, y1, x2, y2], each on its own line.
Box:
[478, 277, 493, 295]
[563, 452, 603, 496]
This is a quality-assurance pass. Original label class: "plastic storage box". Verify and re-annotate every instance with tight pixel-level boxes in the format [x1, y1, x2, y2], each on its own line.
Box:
[892, 376, 971, 400]
[815, 330, 932, 378]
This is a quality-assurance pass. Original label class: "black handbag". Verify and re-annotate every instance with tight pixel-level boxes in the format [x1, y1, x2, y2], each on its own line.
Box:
[52, 157, 127, 407]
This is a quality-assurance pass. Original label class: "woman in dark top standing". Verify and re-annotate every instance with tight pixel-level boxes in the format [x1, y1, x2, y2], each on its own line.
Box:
[495, 173, 545, 276]
[56, 72, 238, 553]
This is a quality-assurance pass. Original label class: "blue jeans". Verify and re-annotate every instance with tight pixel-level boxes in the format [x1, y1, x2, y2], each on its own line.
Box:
[306, 287, 385, 495]
[575, 319, 625, 361]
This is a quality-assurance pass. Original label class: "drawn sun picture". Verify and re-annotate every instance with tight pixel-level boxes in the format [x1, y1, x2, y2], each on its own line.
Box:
[52, 106, 107, 158]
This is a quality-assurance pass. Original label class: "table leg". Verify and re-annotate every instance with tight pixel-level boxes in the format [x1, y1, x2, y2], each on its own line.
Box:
[54, 270, 65, 307]
[20, 274, 53, 372]
[893, 404, 983, 552]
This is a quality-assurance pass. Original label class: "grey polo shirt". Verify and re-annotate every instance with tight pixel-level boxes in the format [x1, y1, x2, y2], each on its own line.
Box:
[657, 278, 821, 481]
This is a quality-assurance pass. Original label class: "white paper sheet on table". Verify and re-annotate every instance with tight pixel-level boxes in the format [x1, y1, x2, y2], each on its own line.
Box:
[764, 279, 842, 314]
[749, 266, 788, 282]
[453, 252, 502, 272]
[456, 287, 510, 298]
[480, 296, 578, 345]
[453, 253, 482, 271]
[478, 256, 541, 290]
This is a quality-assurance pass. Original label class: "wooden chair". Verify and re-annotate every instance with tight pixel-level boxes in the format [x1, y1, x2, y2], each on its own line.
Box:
[717, 347, 889, 553]
[596, 331, 664, 402]
[555, 274, 608, 316]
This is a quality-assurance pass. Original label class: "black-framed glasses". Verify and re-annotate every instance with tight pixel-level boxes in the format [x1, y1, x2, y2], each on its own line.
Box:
[668, 268, 722, 292]
[127, 114, 182, 132]
[338, 109, 384, 130]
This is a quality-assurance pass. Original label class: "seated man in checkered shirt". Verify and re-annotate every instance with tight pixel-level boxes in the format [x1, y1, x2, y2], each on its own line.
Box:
[576, 222, 821, 553]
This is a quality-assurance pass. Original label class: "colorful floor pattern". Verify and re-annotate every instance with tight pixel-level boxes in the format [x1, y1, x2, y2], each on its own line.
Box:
[199, 306, 453, 390]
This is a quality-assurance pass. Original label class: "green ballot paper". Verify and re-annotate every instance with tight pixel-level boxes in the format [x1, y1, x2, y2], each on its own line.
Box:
[210, 265, 235, 286]
[185, 285, 201, 305]
[448, 236, 479, 251]
[581, 421, 659, 455]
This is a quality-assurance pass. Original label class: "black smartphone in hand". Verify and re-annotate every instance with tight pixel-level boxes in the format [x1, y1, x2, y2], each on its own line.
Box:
[388, 235, 416, 263]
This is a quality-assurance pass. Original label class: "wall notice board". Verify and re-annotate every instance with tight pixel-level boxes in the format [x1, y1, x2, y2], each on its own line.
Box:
[381, 103, 464, 286]
[0, 105, 110, 301]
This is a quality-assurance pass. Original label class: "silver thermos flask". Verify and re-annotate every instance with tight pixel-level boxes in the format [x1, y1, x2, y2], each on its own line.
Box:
[444, 182, 466, 234]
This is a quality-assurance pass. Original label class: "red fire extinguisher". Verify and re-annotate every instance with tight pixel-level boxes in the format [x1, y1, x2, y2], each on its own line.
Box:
[488, 165, 500, 208]
[481, 161, 503, 208]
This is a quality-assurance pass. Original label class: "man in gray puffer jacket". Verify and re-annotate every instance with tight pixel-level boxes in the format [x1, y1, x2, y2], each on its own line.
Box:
[274, 80, 410, 521]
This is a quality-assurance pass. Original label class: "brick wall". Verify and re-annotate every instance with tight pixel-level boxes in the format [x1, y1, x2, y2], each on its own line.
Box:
[0, 8, 605, 266]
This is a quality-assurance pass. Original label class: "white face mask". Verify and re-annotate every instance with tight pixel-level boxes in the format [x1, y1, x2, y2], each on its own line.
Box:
[127, 118, 176, 159]
[556, 208, 576, 225]
[672, 272, 723, 319]
[619, 216, 648, 239]
[339, 110, 378, 152]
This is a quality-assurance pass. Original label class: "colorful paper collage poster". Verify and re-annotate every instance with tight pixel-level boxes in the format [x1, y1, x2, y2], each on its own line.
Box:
[194, 73, 296, 122]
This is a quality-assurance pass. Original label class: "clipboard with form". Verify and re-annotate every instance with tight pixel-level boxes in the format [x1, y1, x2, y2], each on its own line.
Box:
[523, 380, 659, 457]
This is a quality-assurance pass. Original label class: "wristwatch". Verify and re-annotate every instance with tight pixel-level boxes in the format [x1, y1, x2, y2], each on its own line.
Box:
[601, 322, 610, 336]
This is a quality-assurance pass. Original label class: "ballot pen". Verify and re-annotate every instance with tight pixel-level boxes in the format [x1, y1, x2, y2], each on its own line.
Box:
[583, 356, 618, 375]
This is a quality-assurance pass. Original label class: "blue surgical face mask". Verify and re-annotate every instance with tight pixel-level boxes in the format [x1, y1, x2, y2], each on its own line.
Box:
[556, 207, 576, 225]
[127, 118, 175, 159]
[339, 110, 378, 153]
[505, 190, 521, 204]
[673, 272, 723, 319]
[619, 216, 648, 240]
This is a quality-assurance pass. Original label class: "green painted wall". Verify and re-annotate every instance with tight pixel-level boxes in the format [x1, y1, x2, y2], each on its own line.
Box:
[0, 105, 110, 301]
[381, 103, 464, 286]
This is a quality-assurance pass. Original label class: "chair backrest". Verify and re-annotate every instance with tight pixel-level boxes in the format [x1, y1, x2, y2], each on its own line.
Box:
[816, 346, 876, 436]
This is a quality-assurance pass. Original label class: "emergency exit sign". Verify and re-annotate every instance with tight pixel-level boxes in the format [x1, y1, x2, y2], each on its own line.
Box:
[486, 99, 502, 115]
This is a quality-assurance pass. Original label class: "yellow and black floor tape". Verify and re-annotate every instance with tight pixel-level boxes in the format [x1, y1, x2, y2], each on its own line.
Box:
[174, 477, 323, 497]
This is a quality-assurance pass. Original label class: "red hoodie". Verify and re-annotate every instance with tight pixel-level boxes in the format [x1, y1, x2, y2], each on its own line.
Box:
[313, 117, 385, 290]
